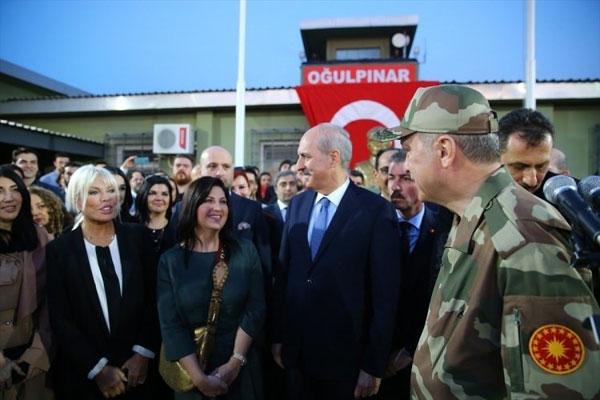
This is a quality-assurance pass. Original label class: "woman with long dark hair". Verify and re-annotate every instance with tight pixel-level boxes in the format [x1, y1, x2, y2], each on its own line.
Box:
[157, 177, 265, 399]
[46, 165, 158, 399]
[0, 167, 52, 399]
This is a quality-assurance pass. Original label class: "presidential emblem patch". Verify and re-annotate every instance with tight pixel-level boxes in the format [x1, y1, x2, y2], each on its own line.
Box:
[529, 324, 585, 374]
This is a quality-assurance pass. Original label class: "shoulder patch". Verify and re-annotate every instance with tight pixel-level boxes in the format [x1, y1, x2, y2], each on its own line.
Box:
[529, 324, 585, 375]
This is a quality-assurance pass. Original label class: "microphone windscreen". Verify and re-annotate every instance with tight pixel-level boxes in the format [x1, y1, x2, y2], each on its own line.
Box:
[578, 175, 600, 203]
[543, 175, 577, 204]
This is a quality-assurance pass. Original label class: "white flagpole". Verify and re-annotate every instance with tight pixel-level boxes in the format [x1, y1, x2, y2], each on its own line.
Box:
[525, 0, 536, 109]
[235, 0, 247, 166]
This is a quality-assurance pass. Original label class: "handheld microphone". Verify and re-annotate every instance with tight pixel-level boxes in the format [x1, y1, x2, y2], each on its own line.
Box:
[578, 175, 600, 213]
[543, 175, 600, 247]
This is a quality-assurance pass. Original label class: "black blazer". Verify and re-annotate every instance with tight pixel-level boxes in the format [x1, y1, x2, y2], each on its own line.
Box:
[46, 222, 159, 398]
[273, 182, 401, 379]
[230, 192, 272, 280]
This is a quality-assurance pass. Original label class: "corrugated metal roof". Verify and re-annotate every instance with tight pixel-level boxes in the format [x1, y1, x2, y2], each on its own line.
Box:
[0, 80, 598, 116]
[1, 79, 598, 103]
[0, 58, 91, 97]
[0, 119, 103, 144]
[0, 86, 293, 102]
[446, 78, 600, 84]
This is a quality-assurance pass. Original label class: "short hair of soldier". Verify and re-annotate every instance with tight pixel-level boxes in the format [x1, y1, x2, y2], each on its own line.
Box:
[498, 108, 554, 153]
[275, 170, 296, 186]
[313, 123, 353, 170]
[374, 148, 401, 170]
[388, 149, 407, 164]
[419, 132, 500, 164]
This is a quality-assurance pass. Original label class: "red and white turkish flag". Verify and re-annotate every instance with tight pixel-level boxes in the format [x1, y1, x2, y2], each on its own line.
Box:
[295, 81, 438, 167]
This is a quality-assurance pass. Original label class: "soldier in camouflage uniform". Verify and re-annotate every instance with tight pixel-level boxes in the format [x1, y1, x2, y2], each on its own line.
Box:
[389, 85, 600, 399]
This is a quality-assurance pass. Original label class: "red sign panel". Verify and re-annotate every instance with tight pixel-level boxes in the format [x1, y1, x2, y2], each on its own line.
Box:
[295, 81, 438, 167]
[179, 127, 187, 148]
[302, 63, 418, 85]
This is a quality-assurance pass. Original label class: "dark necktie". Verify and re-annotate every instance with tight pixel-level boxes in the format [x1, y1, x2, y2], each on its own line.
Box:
[95, 246, 121, 333]
[310, 197, 330, 260]
[399, 221, 412, 256]
[281, 206, 287, 223]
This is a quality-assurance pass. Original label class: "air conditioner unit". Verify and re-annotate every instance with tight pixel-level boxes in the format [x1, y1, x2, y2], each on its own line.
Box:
[153, 124, 194, 154]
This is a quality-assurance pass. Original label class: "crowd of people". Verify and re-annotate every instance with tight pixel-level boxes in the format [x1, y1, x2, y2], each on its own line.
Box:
[1, 84, 599, 400]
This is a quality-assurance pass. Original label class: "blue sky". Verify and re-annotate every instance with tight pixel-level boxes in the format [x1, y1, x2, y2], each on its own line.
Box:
[0, 0, 598, 94]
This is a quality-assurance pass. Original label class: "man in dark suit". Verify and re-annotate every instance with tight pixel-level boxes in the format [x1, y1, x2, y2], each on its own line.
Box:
[272, 123, 401, 400]
[376, 150, 452, 399]
[198, 146, 272, 281]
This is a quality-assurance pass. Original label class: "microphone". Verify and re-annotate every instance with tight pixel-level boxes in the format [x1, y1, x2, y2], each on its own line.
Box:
[543, 175, 600, 247]
[578, 175, 600, 213]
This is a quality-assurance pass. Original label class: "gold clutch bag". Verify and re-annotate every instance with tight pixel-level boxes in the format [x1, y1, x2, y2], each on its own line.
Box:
[159, 326, 207, 392]
[159, 247, 228, 392]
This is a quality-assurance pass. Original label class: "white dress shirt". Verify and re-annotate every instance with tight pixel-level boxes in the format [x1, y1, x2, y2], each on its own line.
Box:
[83, 236, 154, 379]
[307, 178, 350, 243]
[277, 199, 288, 222]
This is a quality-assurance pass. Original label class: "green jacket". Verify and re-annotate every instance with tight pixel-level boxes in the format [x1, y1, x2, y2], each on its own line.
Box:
[411, 167, 600, 400]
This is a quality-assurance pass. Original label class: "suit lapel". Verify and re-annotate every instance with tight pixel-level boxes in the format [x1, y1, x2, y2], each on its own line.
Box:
[275, 205, 284, 224]
[406, 207, 437, 288]
[269, 203, 284, 226]
[312, 184, 357, 264]
[299, 191, 317, 255]
[413, 207, 436, 254]
[73, 227, 111, 337]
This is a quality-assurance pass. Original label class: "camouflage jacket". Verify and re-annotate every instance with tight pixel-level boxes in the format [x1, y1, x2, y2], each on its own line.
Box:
[411, 167, 600, 399]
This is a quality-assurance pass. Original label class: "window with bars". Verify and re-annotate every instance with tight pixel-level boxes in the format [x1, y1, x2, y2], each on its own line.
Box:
[260, 141, 299, 174]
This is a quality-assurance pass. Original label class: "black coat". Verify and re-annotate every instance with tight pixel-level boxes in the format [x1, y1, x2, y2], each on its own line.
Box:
[396, 205, 452, 355]
[46, 222, 159, 399]
[378, 205, 452, 400]
[230, 192, 272, 281]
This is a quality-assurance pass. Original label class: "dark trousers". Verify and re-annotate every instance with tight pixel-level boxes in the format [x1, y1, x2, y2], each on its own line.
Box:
[286, 368, 356, 400]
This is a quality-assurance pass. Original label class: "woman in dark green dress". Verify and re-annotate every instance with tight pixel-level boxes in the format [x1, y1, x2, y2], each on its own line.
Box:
[157, 177, 265, 400]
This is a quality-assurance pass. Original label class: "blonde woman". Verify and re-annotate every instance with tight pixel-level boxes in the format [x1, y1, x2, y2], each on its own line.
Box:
[46, 165, 158, 399]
